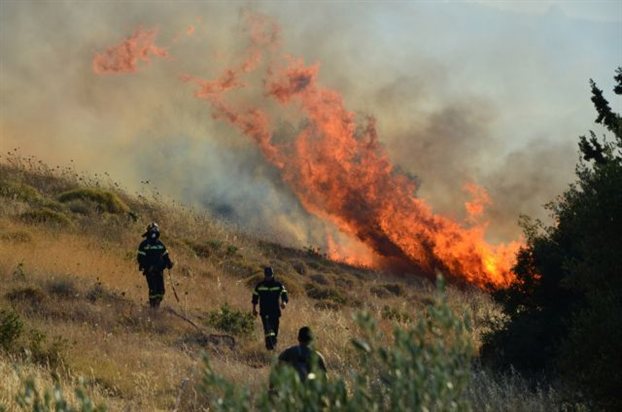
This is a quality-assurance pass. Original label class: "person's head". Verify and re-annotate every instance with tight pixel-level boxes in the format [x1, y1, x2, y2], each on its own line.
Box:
[298, 326, 314, 346]
[143, 222, 160, 240]
[264, 266, 274, 279]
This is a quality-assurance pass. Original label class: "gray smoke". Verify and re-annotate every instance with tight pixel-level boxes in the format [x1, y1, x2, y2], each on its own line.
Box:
[1, 1, 619, 247]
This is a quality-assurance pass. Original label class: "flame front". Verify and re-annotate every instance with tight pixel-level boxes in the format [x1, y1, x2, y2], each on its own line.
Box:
[96, 13, 522, 288]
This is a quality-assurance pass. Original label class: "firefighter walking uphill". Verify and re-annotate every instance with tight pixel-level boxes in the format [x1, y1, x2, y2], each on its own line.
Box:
[137, 222, 174, 308]
[252, 266, 289, 350]
[277, 326, 327, 382]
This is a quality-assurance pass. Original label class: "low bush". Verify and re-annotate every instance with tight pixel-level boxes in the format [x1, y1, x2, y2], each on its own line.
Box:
[6, 287, 47, 306]
[371, 283, 404, 299]
[0, 308, 24, 351]
[309, 274, 329, 285]
[305, 283, 347, 305]
[205, 304, 255, 337]
[64, 198, 95, 215]
[57, 188, 129, 214]
[186, 239, 227, 259]
[0, 180, 41, 203]
[0, 308, 68, 367]
[382, 283, 403, 296]
[46, 278, 79, 299]
[26, 329, 69, 368]
[85, 282, 108, 303]
[381, 305, 411, 323]
[290, 259, 307, 275]
[0, 230, 33, 243]
[20, 208, 72, 227]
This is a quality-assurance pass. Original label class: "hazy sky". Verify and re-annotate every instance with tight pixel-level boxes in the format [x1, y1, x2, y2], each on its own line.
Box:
[1, 0, 620, 248]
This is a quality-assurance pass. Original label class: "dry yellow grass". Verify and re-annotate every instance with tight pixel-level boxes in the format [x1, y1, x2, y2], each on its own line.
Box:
[0, 159, 528, 410]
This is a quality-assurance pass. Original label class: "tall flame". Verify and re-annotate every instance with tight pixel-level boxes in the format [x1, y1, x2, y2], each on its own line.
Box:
[96, 13, 522, 288]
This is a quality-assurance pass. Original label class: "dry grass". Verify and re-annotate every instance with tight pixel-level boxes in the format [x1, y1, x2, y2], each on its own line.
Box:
[0, 355, 123, 411]
[0, 155, 568, 410]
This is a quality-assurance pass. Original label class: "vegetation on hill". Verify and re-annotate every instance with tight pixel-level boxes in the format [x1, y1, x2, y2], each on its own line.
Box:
[483, 68, 622, 410]
[0, 150, 576, 411]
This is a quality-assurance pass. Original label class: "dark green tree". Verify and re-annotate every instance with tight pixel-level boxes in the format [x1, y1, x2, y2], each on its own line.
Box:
[483, 68, 622, 410]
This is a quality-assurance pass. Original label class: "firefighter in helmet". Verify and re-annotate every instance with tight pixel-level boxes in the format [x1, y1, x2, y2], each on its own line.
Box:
[137, 222, 173, 308]
[252, 266, 288, 350]
[277, 326, 327, 382]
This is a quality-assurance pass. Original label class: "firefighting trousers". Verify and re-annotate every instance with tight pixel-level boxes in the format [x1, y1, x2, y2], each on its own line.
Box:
[145, 270, 165, 307]
[261, 314, 280, 350]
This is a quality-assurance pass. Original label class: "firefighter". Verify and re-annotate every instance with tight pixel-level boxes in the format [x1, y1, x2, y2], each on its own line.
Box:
[252, 266, 288, 350]
[277, 326, 327, 382]
[137, 222, 173, 308]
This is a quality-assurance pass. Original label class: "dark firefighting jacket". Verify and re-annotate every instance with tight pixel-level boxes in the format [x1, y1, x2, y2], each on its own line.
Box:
[252, 278, 289, 316]
[137, 238, 172, 272]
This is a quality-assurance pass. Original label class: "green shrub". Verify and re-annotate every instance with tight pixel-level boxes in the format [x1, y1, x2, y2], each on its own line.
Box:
[0, 180, 41, 203]
[305, 283, 347, 305]
[15, 378, 106, 412]
[0, 308, 24, 351]
[0, 179, 64, 212]
[64, 199, 94, 215]
[0, 308, 67, 367]
[381, 305, 411, 323]
[57, 188, 129, 214]
[199, 278, 474, 411]
[205, 304, 255, 337]
[27, 329, 68, 368]
[20, 208, 72, 226]
[186, 239, 222, 258]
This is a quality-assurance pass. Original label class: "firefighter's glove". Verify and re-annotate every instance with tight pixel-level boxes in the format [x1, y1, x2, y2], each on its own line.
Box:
[252, 308, 258, 317]
[280, 302, 287, 310]
[168, 261, 174, 269]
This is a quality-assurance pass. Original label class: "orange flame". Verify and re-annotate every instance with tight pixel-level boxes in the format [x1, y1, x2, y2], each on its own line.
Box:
[184, 14, 522, 288]
[326, 233, 378, 268]
[93, 27, 167, 74]
[97, 14, 523, 288]
[464, 182, 491, 223]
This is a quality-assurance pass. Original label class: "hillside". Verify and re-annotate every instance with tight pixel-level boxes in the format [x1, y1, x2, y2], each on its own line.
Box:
[0, 153, 567, 411]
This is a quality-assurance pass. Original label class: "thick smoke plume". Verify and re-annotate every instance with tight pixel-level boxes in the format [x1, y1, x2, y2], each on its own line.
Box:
[3, 2, 616, 285]
[94, 12, 521, 287]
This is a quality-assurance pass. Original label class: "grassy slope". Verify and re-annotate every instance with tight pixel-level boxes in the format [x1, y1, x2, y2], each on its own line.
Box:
[0, 156, 558, 411]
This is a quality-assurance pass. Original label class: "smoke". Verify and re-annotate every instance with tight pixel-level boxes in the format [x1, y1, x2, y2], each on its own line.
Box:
[1, 1, 618, 254]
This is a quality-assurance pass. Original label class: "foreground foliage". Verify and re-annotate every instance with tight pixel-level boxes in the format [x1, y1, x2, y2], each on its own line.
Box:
[200, 279, 474, 411]
[13, 379, 105, 412]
